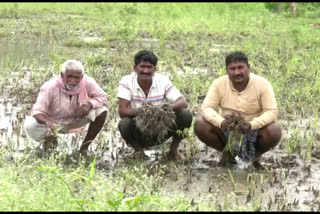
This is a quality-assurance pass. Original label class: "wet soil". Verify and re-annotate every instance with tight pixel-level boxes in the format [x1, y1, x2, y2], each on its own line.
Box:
[1, 80, 320, 211]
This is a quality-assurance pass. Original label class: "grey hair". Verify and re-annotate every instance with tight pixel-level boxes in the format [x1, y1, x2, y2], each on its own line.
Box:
[61, 60, 84, 74]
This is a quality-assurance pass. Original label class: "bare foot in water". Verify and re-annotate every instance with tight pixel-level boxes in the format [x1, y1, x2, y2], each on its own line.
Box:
[167, 150, 184, 161]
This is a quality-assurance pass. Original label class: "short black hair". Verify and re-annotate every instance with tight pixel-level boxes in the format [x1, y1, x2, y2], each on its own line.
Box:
[225, 51, 249, 67]
[134, 50, 158, 66]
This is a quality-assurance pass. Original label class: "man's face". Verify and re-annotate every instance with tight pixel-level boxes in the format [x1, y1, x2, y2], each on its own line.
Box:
[134, 61, 156, 81]
[61, 69, 83, 90]
[226, 61, 250, 85]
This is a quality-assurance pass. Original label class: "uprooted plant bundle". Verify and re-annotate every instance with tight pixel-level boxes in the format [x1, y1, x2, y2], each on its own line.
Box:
[135, 103, 176, 144]
[225, 112, 256, 162]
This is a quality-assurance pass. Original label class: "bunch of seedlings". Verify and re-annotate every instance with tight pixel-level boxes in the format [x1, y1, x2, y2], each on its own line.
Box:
[41, 125, 65, 153]
[135, 103, 176, 144]
[225, 112, 256, 162]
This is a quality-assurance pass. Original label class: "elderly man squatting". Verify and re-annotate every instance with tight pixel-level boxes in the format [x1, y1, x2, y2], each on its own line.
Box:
[24, 60, 107, 155]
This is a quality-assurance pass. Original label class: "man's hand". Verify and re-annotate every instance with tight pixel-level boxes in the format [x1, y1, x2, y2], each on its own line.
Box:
[45, 120, 57, 131]
[221, 119, 235, 132]
[162, 103, 173, 112]
[78, 103, 93, 118]
[221, 114, 237, 131]
[239, 120, 251, 134]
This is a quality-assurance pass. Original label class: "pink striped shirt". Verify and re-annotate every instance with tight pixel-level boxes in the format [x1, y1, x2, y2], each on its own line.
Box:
[117, 72, 182, 109]
[31, 75, 107, 125]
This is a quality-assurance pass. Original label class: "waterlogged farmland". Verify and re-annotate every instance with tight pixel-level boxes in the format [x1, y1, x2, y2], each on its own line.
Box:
[0, 3, 320, 211]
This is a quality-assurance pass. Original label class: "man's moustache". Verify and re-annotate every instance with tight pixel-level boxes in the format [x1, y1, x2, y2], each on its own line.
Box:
[66, 84, 78, 90]
[234, 75, 243, 78]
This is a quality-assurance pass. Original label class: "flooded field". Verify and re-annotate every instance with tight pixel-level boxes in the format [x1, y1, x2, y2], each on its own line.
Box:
[1, 57, 320, 211]
[0, 2, 320, 211]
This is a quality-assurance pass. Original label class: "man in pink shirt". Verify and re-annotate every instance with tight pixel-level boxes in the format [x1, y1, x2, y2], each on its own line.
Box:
[194, 51, 282, 169]
[24, 60, 107, 156]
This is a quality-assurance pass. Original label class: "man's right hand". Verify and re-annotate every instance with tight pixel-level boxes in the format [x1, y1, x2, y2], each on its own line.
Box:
[221, 119, 236, 132]
[221, 120, 230, 131]
[45, 120, 57, 131]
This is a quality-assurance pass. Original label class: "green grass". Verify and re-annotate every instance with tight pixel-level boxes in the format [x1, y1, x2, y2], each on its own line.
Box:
[0, 2, 320, 211]
[0, 149, 271, 211]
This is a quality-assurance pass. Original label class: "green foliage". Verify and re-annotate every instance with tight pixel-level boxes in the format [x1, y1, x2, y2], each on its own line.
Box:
[264, 2, 320, 18]
[61, 38, 107, 48]
[0, 3, 24, 18]
[264, 3, 279, 13]
[0, 30, 10, 38]
[287, 127, 303, 155]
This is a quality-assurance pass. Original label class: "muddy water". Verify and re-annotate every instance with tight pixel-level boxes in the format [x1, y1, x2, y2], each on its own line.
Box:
[1, 65, 320, 211]
[161, 115, 320, 211]
[0, 37, 56, 65]
[162, 141, 320, 211]
[2, 86, 320, 211]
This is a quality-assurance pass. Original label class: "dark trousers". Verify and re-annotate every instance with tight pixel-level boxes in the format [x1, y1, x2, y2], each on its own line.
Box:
[118, 109, 193, 149]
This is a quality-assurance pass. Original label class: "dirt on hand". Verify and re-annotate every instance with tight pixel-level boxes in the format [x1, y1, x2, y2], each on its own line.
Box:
[225, 112, 249, 131]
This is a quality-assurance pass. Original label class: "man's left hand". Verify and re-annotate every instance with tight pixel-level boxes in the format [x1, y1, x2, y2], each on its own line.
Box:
[78, 103, 93, 118]
[239, 121, 251, 134]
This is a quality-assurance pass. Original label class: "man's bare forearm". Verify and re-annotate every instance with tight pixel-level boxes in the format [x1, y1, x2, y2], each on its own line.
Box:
[119, 107, 139, 118]
[171, 97, 187, 112]
[33, 113, 53, 125]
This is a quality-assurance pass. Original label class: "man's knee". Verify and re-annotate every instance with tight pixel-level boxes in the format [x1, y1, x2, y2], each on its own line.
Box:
[194, 115, 209, 138]
[175, 109, 193, 129]
[95, 110, 107, 122]
[24, 116, 47, 141]
[118, 117, 134, 138]
[194, 115, 226, 151]
[260, 122, 282, 144]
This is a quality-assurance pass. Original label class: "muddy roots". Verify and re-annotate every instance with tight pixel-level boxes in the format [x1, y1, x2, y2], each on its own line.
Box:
[43, 135, 58, 153]
[135, 103, 176, 144]
[225, 112, 250, 131]
[225, 112, 256, 162]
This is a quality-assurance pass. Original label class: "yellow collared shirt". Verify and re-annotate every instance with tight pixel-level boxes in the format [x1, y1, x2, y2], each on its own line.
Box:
[201, 73, 278, 130]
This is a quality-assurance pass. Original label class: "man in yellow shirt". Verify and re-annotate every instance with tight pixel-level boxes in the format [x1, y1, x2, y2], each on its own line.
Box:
[194, 51, 282, 169]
